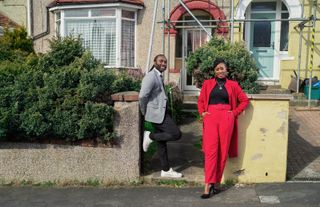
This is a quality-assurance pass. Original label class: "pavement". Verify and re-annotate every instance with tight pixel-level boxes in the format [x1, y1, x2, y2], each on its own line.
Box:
[287, 108, 320, 180]
[0, 183, 319, 207]
[1, 107, 319, 207]
[144, 107, 320, 182]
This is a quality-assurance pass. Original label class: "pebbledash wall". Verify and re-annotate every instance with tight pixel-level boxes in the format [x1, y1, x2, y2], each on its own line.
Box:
[0, 92, 141, 184]
[29, 0, 320, 89]
[0, 92, 291, 184]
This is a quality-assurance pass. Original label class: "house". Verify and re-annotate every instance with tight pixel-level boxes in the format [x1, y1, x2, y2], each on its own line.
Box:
[28, 0, 320, 92]
[0, 0, 28, 35]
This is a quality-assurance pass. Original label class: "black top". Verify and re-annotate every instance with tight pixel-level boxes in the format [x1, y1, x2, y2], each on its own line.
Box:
[208, 78, 229, 105]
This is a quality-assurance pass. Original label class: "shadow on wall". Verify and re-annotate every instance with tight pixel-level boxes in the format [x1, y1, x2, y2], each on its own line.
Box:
[223, 102, 254, 183]
[286, 116, 320, 180]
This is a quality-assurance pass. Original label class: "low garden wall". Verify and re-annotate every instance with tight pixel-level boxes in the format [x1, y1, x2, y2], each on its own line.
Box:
[0, 92, 141, 184]
[223, 94, 292, 183]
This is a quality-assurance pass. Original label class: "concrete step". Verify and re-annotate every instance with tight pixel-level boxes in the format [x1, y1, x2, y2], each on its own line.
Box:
[259, 88, 291, 94]
[259, 84, 282, 90]
[289, 99, 320, 107]
[183, 94, 199, 102]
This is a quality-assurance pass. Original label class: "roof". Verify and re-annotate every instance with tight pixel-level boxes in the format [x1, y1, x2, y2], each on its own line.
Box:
[0, 12, 19, 28]
[48, 0, 144, 7]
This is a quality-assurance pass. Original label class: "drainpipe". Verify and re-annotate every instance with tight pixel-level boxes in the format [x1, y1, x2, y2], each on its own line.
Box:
[27, 0, 33, 37]
[146, 0, 159, 72]
[33, 6, 50, 40]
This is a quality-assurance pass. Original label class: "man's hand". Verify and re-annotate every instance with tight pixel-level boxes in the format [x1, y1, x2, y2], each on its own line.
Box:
[202, 112, 210, 117]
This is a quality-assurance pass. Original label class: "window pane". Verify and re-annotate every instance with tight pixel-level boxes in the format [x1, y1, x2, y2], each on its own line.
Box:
[251, 2, 276, 12]
[280, 13, 289, 51]
[121, 20, 135, 67]
[253, 21, 271, 47]
[65, 9, 89, 17]
[91, 9, 115, 17]
[65, 19, 117, 66]
[184, 15, 210, 26]
[0, 26, 3, 36]
[56, 20, 61, 36]
[282, 3, 288, 11]
[175, 29, 182, 58]
[122, 10, 135, 19]
[56, 12, 61, 20]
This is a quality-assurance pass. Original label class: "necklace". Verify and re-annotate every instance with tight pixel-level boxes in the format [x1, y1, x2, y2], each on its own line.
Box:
[216, 81, 225, 90]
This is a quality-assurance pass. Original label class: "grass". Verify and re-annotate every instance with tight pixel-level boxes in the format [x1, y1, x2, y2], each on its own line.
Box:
[156, 179, 189, 188]
[84, 178, 100, 187]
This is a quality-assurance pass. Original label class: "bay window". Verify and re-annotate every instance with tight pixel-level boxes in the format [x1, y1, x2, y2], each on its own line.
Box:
[55, 8, 136, 67]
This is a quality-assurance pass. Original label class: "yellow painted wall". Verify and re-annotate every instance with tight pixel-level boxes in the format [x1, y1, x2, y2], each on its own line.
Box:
[233, 0, 320, 88]
[222, 97, 289, 183]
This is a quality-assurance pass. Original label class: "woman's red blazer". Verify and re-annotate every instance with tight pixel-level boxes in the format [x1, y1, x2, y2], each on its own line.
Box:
[198, 79, 250, 157]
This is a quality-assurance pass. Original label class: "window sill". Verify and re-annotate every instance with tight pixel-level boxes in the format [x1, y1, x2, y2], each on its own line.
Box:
[104, 66, 140, 70]
[279, 53, 294, 61]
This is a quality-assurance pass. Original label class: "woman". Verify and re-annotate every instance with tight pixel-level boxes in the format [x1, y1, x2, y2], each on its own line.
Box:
[198, 58, 249, 199]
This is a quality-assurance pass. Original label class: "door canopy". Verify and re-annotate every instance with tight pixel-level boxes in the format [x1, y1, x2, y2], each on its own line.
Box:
[236, 0, 302, 20]
[169, 0, 228, 34]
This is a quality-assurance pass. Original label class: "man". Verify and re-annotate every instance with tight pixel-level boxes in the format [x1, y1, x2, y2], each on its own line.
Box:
[139, 54, 183, 178]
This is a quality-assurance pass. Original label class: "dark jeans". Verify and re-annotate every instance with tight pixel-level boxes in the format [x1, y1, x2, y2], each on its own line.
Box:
[150, 113, 182, 171]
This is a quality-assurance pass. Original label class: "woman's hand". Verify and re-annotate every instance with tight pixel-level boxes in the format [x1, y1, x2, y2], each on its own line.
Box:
[202, 112, 210, 117]
[228, 111, 234, 116]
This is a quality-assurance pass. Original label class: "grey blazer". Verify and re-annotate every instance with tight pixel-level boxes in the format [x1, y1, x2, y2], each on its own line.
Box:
[139, 68, 168, 124]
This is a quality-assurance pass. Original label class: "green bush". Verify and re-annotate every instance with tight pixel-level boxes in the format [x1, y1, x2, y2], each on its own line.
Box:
[165, 83, 183, 124]
[39, 36, 86, 69]
[186, 36, 259, 93]
[0, 27, 34, 62]
[0, 35, 141, 142]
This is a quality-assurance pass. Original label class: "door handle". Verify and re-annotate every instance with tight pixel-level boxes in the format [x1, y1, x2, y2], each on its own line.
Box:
[256, 50, 268, 52]
[271, 42, 275, 49]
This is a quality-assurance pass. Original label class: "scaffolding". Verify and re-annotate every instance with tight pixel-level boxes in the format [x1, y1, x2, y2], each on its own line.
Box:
[146, 0, 320, 108]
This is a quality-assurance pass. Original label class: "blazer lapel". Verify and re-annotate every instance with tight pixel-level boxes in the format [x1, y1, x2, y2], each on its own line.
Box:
[153, 69, 165, 91]
[225, 79, 233, 105]
[207, 79, 216, 96]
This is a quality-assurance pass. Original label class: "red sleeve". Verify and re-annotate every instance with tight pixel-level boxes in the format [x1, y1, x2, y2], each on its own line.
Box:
[232, 82, 250, 117]
[197, 80, 207, 115]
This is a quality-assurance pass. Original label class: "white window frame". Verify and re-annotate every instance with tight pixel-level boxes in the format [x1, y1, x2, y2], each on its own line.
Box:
[0, 26, 3, 36]
[53, 6, 138, 68]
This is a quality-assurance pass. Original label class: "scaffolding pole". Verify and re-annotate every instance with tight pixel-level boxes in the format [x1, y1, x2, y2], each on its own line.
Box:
[308, 0, 317, 108]
[162, 0, 166, 54]
[230, 0, 235, 43]
[146, 0, 159, 73]
[152, 0, 320, 99]
[295, 2, 305, 93]
[161, 18, 319, 24]
[167, 0, 171, 82]
[178, 0, 212, 38]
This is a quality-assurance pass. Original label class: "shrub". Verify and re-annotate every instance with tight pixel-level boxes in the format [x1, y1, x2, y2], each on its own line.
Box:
[38, 36, 86, 70]
[165, 83, 183, 124]
[0, 27, 34, 62]
[186, 36, 259, 93]
[0, 36, 141, 142]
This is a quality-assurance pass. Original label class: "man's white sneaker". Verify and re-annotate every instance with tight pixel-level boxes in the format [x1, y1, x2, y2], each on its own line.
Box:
[143, 131, 153, 152]
[160, 168, 183, 178]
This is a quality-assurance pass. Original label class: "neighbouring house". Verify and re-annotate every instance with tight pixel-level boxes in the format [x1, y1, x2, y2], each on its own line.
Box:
[17, 0, 320, 92]
[0, 0, 27, 35]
